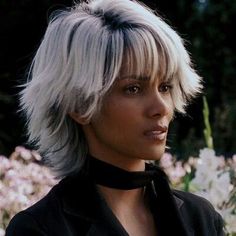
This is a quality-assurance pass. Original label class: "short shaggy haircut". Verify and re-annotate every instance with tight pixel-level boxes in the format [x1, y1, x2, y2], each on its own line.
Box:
[20, 0, 202, 178]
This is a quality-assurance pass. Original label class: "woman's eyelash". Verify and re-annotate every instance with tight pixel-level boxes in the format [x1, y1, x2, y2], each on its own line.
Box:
[159, 83, 173, 92]
[124, 84, 141, 94]
[122, 82, 173, 95]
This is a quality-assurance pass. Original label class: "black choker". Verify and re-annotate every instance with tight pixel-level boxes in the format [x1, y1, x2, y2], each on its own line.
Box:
[87, 155, 155, 190]
[86, 155, 188, 235]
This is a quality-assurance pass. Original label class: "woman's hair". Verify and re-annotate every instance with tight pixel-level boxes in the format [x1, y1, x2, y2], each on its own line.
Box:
[20, 0, 202, 178]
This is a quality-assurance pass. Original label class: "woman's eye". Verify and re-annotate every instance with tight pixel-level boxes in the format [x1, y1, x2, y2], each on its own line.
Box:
[159, 83, 173, 93]
[124, 85, 141, 94]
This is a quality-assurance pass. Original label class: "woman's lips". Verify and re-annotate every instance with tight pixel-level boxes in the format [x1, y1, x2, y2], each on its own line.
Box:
[143, 126, 168, 141]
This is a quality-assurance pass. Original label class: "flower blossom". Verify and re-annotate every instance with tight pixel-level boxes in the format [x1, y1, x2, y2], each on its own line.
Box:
[0, 146, 58, 233]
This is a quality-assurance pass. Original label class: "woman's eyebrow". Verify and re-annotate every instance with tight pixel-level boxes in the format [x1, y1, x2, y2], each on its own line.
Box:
[163, 76, 174, 83]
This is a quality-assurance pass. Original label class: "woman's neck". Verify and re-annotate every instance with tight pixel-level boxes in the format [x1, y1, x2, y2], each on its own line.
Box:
[89, 151, 146, 172]
[97, 185, 157, 236]
[98, 185, 146, 212]
[88, 156, 158, 235]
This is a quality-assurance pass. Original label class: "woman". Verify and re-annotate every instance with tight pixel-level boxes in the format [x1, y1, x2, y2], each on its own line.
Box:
[6, 0, 224, 235]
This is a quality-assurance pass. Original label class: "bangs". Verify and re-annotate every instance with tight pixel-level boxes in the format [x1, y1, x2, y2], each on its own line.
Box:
[119, 27, 179, 83]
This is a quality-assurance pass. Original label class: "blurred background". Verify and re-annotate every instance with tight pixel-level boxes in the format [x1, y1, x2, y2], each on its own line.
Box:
[0, 0, 235, 159]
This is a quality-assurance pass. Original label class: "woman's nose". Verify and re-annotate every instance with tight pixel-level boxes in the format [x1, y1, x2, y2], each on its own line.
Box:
[145, 90, 173, 118]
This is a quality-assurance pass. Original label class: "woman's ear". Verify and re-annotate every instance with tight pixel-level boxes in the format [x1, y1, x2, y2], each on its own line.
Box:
[68, 112, 89, 125]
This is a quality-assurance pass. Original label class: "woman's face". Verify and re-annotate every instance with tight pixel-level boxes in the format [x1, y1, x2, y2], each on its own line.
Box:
[80, 75, 174, 170]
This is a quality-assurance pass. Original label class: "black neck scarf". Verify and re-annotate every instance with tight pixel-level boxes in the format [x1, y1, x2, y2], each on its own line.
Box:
[86, 155, 188, 236]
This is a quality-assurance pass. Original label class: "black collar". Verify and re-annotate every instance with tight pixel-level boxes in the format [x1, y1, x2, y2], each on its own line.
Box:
[55, 170, 185, 236]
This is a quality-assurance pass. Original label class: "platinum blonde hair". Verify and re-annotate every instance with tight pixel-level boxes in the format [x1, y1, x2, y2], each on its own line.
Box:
[20, 0, 202, 178]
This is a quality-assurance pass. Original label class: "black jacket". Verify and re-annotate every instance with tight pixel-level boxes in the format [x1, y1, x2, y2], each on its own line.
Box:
[6, 172, 225, 236]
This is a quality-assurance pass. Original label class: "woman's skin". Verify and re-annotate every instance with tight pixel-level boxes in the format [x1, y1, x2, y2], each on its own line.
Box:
[77, 75, 174, 170]
[70, 74, 174, 235]
[98, 185, 158, 236]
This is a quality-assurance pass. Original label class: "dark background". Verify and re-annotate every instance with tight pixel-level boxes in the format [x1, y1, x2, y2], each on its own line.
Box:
[0, 0, 235, 159]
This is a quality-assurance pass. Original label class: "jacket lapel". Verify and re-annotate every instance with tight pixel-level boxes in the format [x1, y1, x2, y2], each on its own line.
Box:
[57, 173, 194, 236]
[57, 173, 128, 236]
[173, 195, 195, 236]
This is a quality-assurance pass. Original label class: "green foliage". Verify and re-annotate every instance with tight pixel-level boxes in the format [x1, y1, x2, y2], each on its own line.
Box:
[203, 96, 214, 149]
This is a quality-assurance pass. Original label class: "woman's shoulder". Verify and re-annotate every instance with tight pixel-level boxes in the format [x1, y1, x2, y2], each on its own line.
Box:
[6, 174, 95, 235]
[6, 185, 58, 234]
[173, 189, 217, 213]
[5, 210, 47, 236]
[172, 189, 225, 235]
[5, 182, 65, 235]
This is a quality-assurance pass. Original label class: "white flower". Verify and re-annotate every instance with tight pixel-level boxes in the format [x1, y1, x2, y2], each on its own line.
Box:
[191, 148, 226, 191]
[15, 146, 33, 161]
[160, 153, 175, 169]
[161, 148, 236, 235]
[221, 208, 236, 234]
[0, 228, 5, 236]
[0, 148, 58, 231]
[198, 148, 221, 170]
